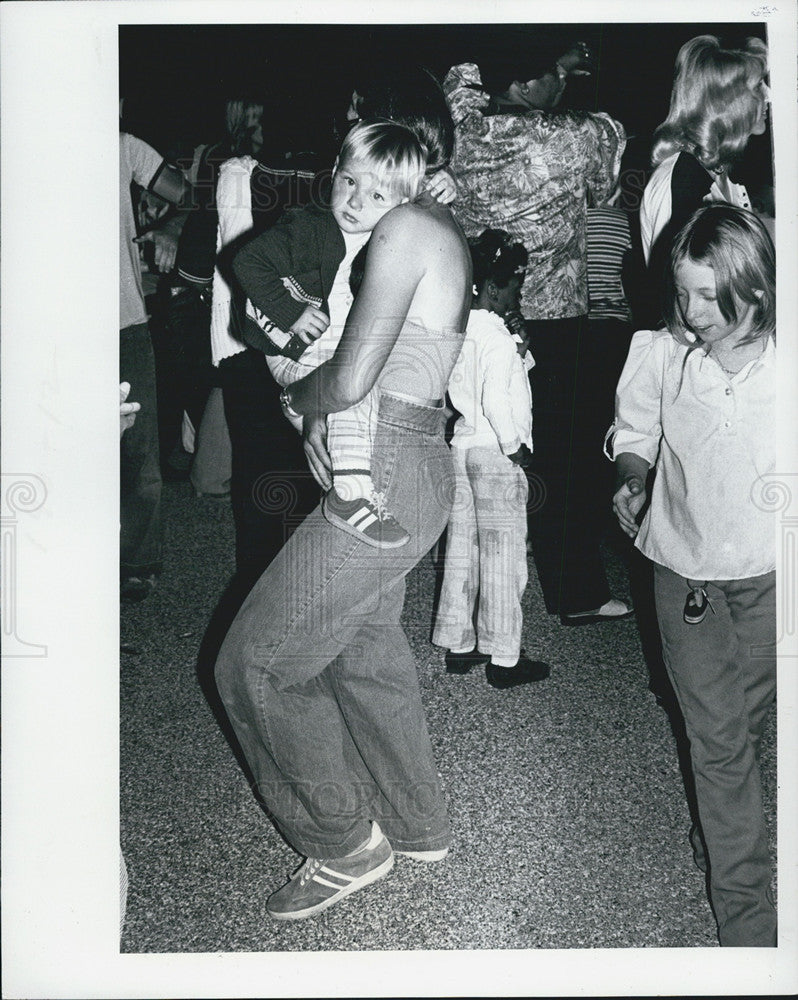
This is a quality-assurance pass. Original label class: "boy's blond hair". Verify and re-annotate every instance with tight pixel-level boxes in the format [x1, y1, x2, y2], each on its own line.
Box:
[337, 120, 428, 202]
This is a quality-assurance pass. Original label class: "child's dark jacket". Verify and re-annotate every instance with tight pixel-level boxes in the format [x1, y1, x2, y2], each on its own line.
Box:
[232, 203, 345, 356]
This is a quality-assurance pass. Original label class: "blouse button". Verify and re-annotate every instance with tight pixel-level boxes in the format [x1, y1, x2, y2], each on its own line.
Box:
[725, 420, 731, 428]
[725, 387, 732, 395]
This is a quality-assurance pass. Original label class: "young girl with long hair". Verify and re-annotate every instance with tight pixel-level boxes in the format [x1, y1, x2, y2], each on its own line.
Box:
[608, 204, 776, 946]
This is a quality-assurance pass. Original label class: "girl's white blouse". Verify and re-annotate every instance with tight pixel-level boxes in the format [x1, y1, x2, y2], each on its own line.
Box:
[606, 328, 776, 579]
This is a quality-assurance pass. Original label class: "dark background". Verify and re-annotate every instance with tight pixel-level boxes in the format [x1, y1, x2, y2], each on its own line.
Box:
[120, 21, 773, 196]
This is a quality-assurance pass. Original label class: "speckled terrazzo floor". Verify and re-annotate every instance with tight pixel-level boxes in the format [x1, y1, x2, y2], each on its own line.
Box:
[119, 480, 776, 953]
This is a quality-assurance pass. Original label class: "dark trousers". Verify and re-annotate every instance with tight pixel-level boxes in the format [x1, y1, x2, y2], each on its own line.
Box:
[120, 322, 162, 578]
[654, 563, 777, 946]
[220, 348, 321, 585]
[149, 284, 215, 462]
[526, 316, 630, 615]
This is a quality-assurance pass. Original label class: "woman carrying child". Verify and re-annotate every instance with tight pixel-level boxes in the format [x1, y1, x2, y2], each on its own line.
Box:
[433, 229, 550, 689]
[608, 204, 776, 946]
[215, 102, 472, 920]
[234, 120, 428, 549]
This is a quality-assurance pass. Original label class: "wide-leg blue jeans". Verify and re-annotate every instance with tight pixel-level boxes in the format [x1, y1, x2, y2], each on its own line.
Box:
[215, 393, 453, 859]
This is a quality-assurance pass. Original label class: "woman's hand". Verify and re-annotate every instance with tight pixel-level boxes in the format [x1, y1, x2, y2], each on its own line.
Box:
[302, 414, 332, 490]
[557, 41, 594, 76]
[612, 475, 647, 538]
[424, 169, 457, 205]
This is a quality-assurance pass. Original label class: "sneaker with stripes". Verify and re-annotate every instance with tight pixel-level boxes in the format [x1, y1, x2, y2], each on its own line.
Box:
[266, 822, 394, 920]
[322, 488, 411, 548]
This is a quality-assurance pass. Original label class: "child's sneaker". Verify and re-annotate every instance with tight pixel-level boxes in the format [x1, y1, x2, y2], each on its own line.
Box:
[323, 489, 410, 549]
[684, 587, 711, 625]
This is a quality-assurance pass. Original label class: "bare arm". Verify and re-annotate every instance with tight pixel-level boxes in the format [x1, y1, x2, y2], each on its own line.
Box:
[287, 206, 425, 417]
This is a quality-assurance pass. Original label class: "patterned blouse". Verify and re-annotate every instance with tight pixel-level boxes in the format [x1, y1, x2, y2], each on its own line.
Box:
[444, 63, 626, 320]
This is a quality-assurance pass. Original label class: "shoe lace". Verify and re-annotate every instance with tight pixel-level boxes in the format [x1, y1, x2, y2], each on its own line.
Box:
[690, 588, 716, 616]
[298, 857, 324, 886]
[369, 490, 392, 522]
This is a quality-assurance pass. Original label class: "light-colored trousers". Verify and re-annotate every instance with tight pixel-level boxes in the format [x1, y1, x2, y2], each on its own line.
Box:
[433, 446, 528, 662]
[268, 353, 375, 476]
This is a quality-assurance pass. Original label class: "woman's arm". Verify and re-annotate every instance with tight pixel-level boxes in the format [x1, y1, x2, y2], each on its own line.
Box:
[287, 206, 425, 417]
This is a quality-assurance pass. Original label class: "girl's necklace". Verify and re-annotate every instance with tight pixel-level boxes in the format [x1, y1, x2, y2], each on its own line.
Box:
[712, 352, 739, 376]
[710, 342, 763, 376]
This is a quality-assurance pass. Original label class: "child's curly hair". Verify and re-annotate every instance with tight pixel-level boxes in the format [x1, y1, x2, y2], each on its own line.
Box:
[468, 229, 528, 295]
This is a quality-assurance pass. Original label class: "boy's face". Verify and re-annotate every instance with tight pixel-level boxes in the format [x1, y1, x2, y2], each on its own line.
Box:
[331, 158, 408, 235]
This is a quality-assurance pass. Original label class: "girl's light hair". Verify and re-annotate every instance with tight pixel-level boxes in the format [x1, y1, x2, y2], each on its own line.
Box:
[651, 35, 768, 171]
[337, 120, 428, 201]
[225, 99, 264, 156]
[663, 204, 775, 347]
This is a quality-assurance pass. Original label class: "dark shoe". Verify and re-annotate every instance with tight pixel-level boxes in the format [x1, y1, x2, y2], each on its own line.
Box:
[486, 653, 550, 689]
[120, 574, 157, 603]
[445, 648, 489, 674]
[684, 587, 712, 625]
[560, 598, 634, 626]
[266, 822, 393, 921]
[194, 488, 231, 500]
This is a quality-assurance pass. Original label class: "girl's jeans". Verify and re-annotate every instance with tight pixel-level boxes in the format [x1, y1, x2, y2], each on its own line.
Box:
[215, 393, 453, 858]
[653, 562, 777, 946]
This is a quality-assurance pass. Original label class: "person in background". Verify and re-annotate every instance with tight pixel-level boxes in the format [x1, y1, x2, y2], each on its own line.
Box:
[177, 90, 326, 503]
[608, 204, 776, 946]
[639, 35, 769, 326]
[433, 229, 550, 689]
[444, 44, 633, 628]
[149, 96, 267, 492]
[583, 198, 635, 519]
[119, 124, 190, 602]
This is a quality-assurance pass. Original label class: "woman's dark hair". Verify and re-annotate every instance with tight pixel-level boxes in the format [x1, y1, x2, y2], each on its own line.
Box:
[476, 44, 554, 97]
[354, 63, 455, 173]
[469, 229, 528, 293]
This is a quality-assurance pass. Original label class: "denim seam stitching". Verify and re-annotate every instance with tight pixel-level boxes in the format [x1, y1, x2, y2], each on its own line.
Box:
[257, 424, 407, 678]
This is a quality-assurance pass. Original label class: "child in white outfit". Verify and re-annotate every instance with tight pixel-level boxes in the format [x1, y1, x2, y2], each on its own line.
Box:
[433, 229, 550, 689]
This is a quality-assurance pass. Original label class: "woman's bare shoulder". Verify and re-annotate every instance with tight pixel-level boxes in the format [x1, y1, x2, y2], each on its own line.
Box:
[373, 201, 465, 249]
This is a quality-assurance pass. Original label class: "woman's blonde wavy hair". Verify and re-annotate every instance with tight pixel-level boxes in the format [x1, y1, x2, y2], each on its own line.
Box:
[651, 35, 768, 172]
